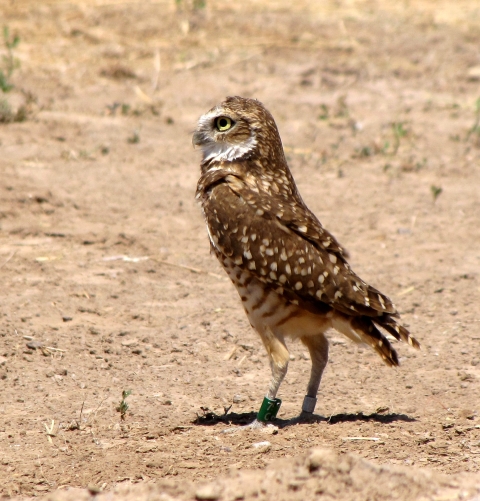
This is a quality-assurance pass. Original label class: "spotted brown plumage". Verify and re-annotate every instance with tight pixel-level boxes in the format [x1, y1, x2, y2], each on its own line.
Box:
[194, 96, 420, 426]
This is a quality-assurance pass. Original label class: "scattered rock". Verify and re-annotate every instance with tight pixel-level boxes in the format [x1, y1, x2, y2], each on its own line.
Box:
[467, 65, 480, 81]
[87, 484, 101, 495]
[460, 409, 477, 420]
[195, 483, 221, 500]
[260, 424, 278, 435]
[136, 445, 158, 453]
[252, 441, 271, 452]
[178, 461, 202, 469]
[121, 338, 138, 347]
[306, 448, 338, 471]
[27, 341, 44, 350]
[458, 371, 475, 382]
[145, 428, 168, 439]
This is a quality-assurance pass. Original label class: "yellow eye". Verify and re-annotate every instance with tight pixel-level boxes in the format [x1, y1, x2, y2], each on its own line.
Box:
[215, 116, 234, 131]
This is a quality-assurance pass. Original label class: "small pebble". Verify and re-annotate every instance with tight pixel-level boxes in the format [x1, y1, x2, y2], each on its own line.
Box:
[252, 441, 271, 452]
[27, 341, 44, 350]
[195, 484, 221, 500]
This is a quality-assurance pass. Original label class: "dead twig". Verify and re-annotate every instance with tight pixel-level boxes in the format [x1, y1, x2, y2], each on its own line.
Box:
[68, 398, 86, 431]
[91, 396, 108, 422]
[152, 49, 161, 92]
[44, 420, 56, 444]
[397, 286, 415, 296]
[223, 346, 237, 361]
[342, 437, 381, 442]
[79, 399, 85, 424]
[0, 251, 16, 269]
[44, 346, 66, 353]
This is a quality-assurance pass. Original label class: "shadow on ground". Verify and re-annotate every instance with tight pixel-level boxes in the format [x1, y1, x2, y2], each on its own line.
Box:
[193, 409, 416, 428]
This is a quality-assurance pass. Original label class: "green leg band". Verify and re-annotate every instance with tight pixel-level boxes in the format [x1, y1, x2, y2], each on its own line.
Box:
[257, 396, 282, 422]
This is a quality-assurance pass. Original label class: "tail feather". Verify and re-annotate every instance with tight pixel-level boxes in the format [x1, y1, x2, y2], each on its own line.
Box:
[332, 313, 419, 367]
[364, 285, 397, 315]
[376, 315, 421, 350]
[350, 317, 399, 367]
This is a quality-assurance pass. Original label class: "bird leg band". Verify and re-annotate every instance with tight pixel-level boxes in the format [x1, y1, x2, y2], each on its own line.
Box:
[257, 396, 282, 422]
[302, 395, 317, 413]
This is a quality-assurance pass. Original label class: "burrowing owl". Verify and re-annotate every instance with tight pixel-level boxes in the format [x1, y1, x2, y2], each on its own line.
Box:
[194, 96, 419, 426]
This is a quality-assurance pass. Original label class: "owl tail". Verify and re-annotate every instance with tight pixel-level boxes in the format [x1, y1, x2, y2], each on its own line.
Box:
[332, 315, 399, 366]
[376, 315, 421, 350]
[350, 317, 399, 367]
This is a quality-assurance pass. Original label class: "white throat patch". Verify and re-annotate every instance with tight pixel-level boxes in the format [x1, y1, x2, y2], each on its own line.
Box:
[203, 136, 257, 163]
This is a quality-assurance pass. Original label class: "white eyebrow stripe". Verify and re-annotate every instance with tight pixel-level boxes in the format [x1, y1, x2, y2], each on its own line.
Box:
[196, 108, 257, 163]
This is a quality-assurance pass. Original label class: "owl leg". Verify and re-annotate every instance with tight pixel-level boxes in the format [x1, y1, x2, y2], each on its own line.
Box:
[300, 333, 329, 415]
[222, 330, 288, 433]
[260, 328, 290, 400]
[246, 328, 290, 427]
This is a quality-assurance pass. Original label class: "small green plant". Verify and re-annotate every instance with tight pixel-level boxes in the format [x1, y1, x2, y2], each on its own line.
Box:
[391, 121, 408, 155]
[354, 145, 373, 158]
[0, 26, 20, 93]
[175, 0, 206, 10]
[128, 130, 140, 144]
[335, 95, 349, 118]
[415, 157, 427, 171]
[0, 26, 26, 123]
[466, 97, 480, 143]
[431, 185, 443, 203]
[116, 390, 132, 421]
[318, 104, 329, 120]
[0, 97, 12, 122]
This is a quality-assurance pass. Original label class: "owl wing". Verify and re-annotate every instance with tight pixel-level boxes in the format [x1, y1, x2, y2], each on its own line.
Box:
[197, 171, 397, 318]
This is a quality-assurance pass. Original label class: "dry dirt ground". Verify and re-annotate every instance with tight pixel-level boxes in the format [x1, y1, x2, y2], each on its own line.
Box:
[1, 1, 480, 500]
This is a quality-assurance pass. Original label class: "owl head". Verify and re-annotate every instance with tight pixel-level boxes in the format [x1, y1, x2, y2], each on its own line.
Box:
[192, 96, 284, 165]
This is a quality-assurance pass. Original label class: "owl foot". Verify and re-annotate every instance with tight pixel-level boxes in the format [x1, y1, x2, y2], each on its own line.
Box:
[222, 396, 282, 434]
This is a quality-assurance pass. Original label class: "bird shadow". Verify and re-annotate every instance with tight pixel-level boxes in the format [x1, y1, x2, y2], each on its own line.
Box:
[193, 409, 257, 427]
[193, 408, 416, 429]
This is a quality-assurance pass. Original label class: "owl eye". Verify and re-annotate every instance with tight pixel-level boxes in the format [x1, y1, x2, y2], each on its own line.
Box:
[215, 116, 234, 131]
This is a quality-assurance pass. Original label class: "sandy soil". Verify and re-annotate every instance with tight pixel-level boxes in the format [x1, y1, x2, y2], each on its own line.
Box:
[1, 1, 480, 499]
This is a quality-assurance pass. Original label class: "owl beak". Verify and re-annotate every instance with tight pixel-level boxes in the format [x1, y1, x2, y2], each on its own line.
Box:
[192, 131, 205, 148]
